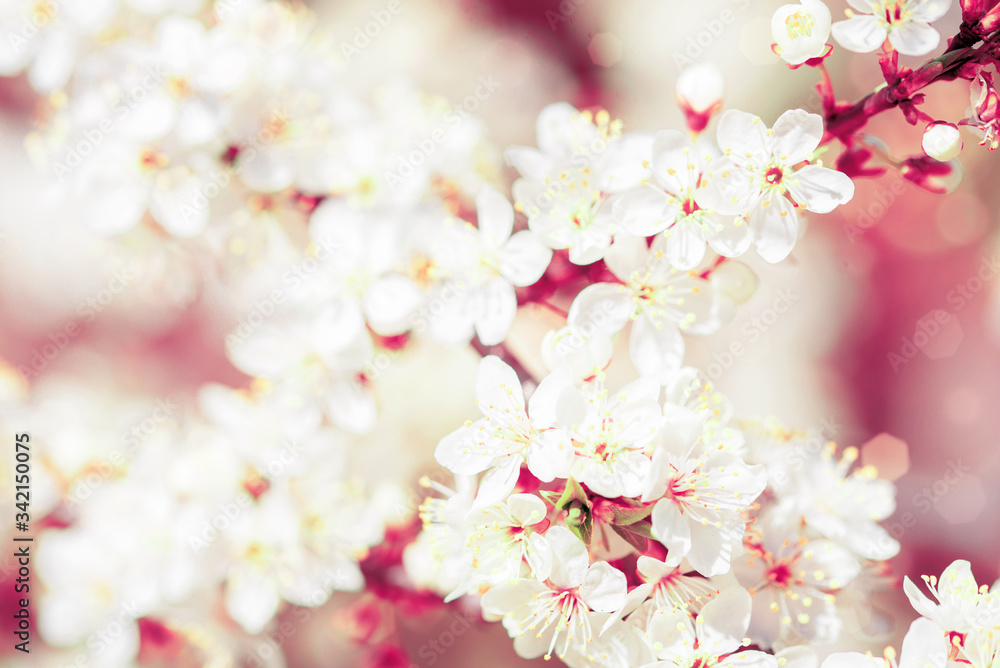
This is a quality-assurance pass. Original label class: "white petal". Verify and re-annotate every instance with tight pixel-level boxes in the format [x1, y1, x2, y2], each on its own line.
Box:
[819, 653, 881, 668]
[771, 109, 824, 165]
[225, 571, 280, 634]
[506, 147, 552, 181]
[312, 299, 366, 359]
[749, 196, 799, 263]
[507, 493, 548, 526]
[663, 224, 708, 271]
[476, 185, 514, 246]
[473, 455, 522, 509]
[363, 275, 424, 336]
[707, 214, 754, 257]
[898, 618, 949, 668]
[651, 499, 692, 561]
[699, 587, 752, 655]
[579, 562, 627, 613]
[788, 164, 855, 213]
[525, 429, 574, 482]
[476, 355, 526, 415]
[651, 129, 695, 193]
[546, 526, 590, 589]
[888, 21, 940, 56]
[325, 379, 377, 435]
[226, 324, 301, 378]
[435, 425, 493, 475]
[911, 0, 950, 22]
[613, 186, 675, 236]
[529, 365, 573, 428]
[630, 316, 685, 384]
[832, 16, 887, 53]
[647, 607, 694, 658]
[717, 110, 770, 167]
[603, 232, 650, 279]
[567, 282, 634, 335]
[501, 230, 552, 286]
[473, 278, 517, 346]
[525, 532, 554, 581]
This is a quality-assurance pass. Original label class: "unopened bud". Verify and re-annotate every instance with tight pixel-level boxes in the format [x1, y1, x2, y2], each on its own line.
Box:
[922, 122, 963, 161]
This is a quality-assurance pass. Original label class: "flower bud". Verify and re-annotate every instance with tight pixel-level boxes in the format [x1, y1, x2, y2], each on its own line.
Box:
[710, 260, 758, 305]
[922, 122, 963, 161]
[772, 0, 832, 66]
[675, 63, 724, 134]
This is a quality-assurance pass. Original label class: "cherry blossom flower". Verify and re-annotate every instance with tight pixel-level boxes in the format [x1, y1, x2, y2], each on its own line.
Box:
[819, 618, 949, 668]
[603, 555, 720, 633]
[481, 526, 627, 661]
[568, 234, 731, 383]
[773, 0, 833, 65]
[736, 514, 861, 648]
[508, 103, 651, 265]
[702, 109, 855, 262]
[560, 374, 664, 498]
[445, 493, 554, 601]
[434, 356, 574, 508]
[903, 559, 1000, 633]
[613, 130, 752, 270]
[966, 72, 1000, 150]
[765, 441, 900, 561]
[639, 587, 777, 668]
[428, 186, 552, 345]
[831, 0, 952, 56]
[642, 433, 766, 577]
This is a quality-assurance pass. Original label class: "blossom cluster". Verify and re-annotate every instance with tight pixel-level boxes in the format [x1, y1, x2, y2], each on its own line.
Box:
[3, 0, 1000, 666]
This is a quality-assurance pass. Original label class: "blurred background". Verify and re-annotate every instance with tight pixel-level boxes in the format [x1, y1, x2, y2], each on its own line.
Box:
[1, 0, 998, 666]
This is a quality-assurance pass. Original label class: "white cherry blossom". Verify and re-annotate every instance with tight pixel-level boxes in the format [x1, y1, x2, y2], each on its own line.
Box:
[509, 103, 651, 265]
[702, 109, 855, 263]
[428, 185, 552, 345]
[903, 559, 1000, 633]
[831, 0, 951, 56]
[434, 356, 574, 508]
[639, 587, 777, 668]
[642, 431, 766, 577]
[613, 130, 752, 270]
[481, 526, 627, 661]
[819, 618, 949, 668]
[773, 0, 833, 65]
[568, 234, 731, 383]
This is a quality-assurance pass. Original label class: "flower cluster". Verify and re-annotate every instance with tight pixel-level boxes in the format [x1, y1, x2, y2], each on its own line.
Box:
[3, 0, 999, 666]
[410, 366, 910, 664]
